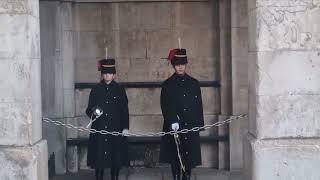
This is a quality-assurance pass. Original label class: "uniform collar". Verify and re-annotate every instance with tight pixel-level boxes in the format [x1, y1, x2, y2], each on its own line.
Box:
[173, 73, 189, 82]
[100, 80, 115, 87]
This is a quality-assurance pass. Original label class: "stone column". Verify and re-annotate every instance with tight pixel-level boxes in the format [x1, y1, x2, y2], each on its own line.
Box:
[218, 0, 231, 170]
[230, 0, 249, 170]
[40, 1, 75, 174]
[245, 0, 320, 180]
[0, 0, 48, 179]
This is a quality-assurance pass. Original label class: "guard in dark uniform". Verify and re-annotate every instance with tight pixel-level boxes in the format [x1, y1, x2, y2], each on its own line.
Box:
[85, 58, 129, 180]
[160, 49, 204, 180]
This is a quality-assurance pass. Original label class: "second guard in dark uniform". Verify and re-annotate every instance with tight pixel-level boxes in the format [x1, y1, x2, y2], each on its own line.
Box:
[160, 48, 204, 180]
[85, 59, 129, 180]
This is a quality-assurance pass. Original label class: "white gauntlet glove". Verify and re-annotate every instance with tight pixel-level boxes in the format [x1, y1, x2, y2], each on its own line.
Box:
[171, 123, 179, 131]
[93, 107, 103, 117]
[122, 129, 129, 136]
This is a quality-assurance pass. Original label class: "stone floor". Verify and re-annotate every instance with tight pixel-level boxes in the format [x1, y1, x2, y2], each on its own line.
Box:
[51, 168, 243, 180]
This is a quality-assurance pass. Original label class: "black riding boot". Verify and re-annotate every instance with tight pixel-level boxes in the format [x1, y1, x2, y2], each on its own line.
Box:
[95, 169, 104, 180]
[171, 163, 181, 180]
[111, 167, 119, 180]
[182, 169, 191, 180]
[182, 174, 190, 180]
[173, 174, 181, 180]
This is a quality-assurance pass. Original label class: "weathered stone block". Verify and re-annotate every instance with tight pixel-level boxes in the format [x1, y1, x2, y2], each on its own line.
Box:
[163, 172, 196, 180]
[127, 88, 161, 115]
[220, 85, 232, 115]
[218, 115, 229, 169]
[138, 3, 173, 30]
[248, 0, 320, 51]
[119, 30, 147, 59]
[43, 118, 66, 174]
[219, 29, 232, 57]
[254, 94, 320, 139]
[231, 0, 248, 28]
[74, 3, 106, 32]
[76, 116, 90, 138]
[75, 59, 101, 83]
[201, 115, 219, 136]
[179, 1, 216, 29]
[41, 58, 64, 118]
[125, 59, 173, 82]
[219, 0, 231, 28]
[75, 89, 90, 116]
[230, 116, 247, 170]
[0, 0, 39, 17]
[232, 86, 248, 115]
[0, 15, 40, 59]
[118, 2, 174, 30]
[248, 51, 320, 138]
[60, 2, 73, 31]
[232, 57, 248, 88]
[200, 143, 218, 168]
[128, 168, 162, 180]
[195, 169, 229, 180]
[172, 29, 219, 59]
[63, 89, 75, 117]
[0, 59, 42, 145]
[231, 28, 248, 57]
[0, 59, 41, 101]
[67, 146, 79, 173]
[118, 3, 141, 30]
[187, 58, 219, 81]
[146, 30, 175, 59]
[66, 117, 79, 139]
[74, 31, 115, 60]
[245, 134, 320, 180]
[252, 51, 320, 96]
[129, 115, 163, 133]
[39, 2, 60, 58]
[78, 147, 89, 170]
[0, 140, 48, 180]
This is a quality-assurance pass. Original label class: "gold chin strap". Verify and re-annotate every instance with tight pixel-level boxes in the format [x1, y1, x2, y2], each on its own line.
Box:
[102, 65, 115, 67]
[174, 55, 187, 57]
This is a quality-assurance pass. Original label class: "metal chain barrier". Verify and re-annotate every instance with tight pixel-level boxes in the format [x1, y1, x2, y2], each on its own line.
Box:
[42, 114, 247, 137]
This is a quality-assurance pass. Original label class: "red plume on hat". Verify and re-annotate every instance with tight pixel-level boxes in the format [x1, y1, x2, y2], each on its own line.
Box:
[167, 49, 177, 62]
[97, 60, 102, 71]
[166, 48, 188, 65]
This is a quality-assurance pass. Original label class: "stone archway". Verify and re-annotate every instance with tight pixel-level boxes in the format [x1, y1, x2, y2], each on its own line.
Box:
[0, 0, 48, 179]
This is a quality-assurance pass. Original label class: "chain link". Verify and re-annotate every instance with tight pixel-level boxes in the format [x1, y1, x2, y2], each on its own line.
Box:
[42, 114, 247, 137]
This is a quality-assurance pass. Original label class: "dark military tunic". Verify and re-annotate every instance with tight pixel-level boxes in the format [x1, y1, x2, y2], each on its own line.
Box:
[85, 80, 129, 169]
[160, 73, 204, 168]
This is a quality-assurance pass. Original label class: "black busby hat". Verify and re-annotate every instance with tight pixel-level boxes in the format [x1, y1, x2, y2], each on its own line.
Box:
[167, 48, 188, 65]
[97, 58, 116, 74]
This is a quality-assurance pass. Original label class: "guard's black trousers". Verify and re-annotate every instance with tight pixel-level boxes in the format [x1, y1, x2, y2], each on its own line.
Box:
[95, 167, 120, 180]
[171, 160, 192, 180]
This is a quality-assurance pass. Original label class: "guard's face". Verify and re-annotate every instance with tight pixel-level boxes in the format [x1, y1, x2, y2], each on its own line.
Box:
[174, 64, 187, 75]
[102, 73, 115, 82]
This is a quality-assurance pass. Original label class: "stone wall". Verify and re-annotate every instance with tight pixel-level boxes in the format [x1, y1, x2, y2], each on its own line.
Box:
[40, 0, 223, 173]
[245, 0, 320, 179]
[73, 1, 220, 169]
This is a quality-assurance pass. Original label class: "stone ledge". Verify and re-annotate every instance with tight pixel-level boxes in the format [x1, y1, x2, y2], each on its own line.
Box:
[51, 168, 242, 180]
[0, 140, 48, 180]
[245, 133, 320, 180]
